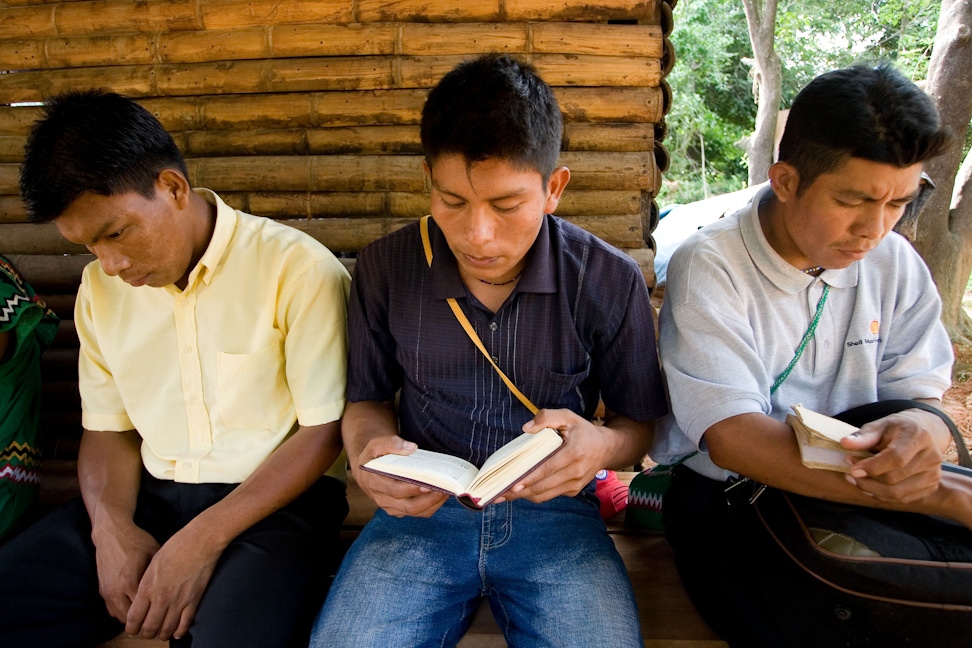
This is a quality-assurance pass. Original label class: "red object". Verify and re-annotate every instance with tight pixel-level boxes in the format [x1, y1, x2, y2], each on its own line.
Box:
[595, 469, 628, 519]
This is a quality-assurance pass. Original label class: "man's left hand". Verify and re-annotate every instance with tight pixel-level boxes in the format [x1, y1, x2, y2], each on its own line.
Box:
[124, 522, 222, 641]
[841, 408, 948, 503]
[496, 409, 613, 504]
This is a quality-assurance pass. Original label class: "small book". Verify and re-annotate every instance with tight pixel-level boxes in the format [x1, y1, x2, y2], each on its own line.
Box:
[360, 427, 564, 509]
[787, 404, 872, 472]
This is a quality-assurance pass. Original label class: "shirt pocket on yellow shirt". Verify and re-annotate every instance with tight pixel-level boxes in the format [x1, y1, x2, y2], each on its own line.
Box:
[216, 343, 292, 431]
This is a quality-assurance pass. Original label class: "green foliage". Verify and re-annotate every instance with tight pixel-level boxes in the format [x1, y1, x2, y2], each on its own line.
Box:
[660, 0, 941, 207]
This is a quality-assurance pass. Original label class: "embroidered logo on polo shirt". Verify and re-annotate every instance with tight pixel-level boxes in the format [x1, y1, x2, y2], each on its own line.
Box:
[846, 319, 883, 348]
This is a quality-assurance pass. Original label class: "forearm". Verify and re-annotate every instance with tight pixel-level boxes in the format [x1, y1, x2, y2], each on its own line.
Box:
[601, 411, 653, 470]
[187, 421, 343, 550]
[708, 414, 872, 501]
[78, 429, 144, 544]
[707, 413, 972, 528]
[342, 399, 399, 464]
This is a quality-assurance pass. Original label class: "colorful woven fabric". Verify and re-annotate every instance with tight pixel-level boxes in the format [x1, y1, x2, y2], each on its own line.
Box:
[0, 255, 58, 538]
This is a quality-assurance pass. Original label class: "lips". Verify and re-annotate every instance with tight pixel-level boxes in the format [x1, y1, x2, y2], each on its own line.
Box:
[462, 253, 499, 268]
[124, 273, 150, 287]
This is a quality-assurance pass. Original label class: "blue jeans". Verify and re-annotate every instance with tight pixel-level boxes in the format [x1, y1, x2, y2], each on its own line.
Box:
[311, 495, 642, 647]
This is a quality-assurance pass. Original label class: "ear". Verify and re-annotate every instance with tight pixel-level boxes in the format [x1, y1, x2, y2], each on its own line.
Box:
[156, 168, 192, 210]
[767, 161, 799, 203]
[543, 166, 571, 214]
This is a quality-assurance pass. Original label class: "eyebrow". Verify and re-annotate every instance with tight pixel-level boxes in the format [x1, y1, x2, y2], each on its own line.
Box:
[835, 188, 922, 203]
[431, 180, 530, 203]
[74, 218, 120, 246]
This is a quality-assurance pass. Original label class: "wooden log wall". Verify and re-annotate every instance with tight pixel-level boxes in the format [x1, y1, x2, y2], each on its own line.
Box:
[0, 0, 676, 454]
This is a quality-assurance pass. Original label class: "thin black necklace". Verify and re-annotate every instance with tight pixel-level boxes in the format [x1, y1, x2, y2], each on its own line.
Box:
[802, 266, 824, 276]
[478, 273, 521, 286]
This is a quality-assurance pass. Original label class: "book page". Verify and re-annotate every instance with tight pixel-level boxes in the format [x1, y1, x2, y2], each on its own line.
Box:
[363, 449, 479, 495]
[468, 428, 563, 504]
[789, 411, 871, 472]
[792, 404, 859, 443]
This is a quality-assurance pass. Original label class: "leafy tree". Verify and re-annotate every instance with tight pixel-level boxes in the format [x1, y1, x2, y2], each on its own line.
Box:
[912, 0, 972, 341]
[660, 0, 754, 206]
[661, 0, 943, 205]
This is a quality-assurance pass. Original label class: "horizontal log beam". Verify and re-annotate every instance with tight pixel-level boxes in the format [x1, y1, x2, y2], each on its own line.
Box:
[0, 54, 661, 104]
[356, 0, 653, 22]
[0, 23, 662, 69]
[0, 151, 655, 197]
[216, 189, 643, 220]
[0, 122, 654, 165]
[2, 253, 89, 290]
[0, 0, 203, 40]
[2, 209, 647, 259]
[198, 0, 352, 31]
[0, 87, 663, 136]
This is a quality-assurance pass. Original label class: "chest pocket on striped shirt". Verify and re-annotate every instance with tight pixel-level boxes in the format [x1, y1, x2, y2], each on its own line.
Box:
[530, 361, 592, 411]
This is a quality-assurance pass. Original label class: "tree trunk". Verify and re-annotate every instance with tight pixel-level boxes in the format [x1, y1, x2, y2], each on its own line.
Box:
[741, 0, 781, 185]
[913, 0, 972, 342]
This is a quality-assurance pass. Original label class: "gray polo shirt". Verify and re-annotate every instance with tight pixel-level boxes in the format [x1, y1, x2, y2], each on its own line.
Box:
[652, 185, 953, 481]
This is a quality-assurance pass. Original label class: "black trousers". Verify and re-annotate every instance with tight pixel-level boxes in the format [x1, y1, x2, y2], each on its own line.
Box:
[662, 400, 955, 648]
[0, 472, 348, 648]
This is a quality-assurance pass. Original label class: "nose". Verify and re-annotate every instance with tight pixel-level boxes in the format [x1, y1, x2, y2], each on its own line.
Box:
[464, 205, 496, 247]
[92, 245, 132, 277]
[850, 205, 892, 241]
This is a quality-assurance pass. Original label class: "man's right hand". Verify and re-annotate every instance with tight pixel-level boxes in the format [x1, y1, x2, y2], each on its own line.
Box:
[92, 521, 161, 624]
[352, 435, 449, 518]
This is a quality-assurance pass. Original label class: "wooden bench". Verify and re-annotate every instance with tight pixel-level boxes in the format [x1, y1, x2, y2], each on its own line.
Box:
[33, 460, 725, 647]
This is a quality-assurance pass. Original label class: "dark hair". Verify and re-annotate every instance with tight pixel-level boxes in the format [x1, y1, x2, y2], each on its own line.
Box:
[778, 64, 952, 194]
[20, 89, 189, 223]
[420, 53, 563, 181]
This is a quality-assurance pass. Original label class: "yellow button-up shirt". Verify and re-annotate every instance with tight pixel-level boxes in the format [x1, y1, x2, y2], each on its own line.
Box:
[76, 189, 350, 484]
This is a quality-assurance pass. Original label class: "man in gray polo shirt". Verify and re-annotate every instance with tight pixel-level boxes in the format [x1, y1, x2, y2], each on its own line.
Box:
[651, 64, 972, 646]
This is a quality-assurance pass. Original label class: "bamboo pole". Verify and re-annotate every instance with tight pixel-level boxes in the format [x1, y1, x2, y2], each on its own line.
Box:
[186, 155, 428, 193]
[563, 123, 654, 152]
[399, 54, 661, 90]
[0, 22, 658, 70]
[0, 57, 406, 103]
[399, 23, 527, 55]
[1, 224, 86, 254]
[0, 88, 663, 136]
[0, 195, 27, 222]
[199, 0, 352, 30]
[183, 189, 642, 220]
[531, 23, 663, 58]
[357, 0, 500, 22]
[0, 124, 652, 170]
[0, 53, 661, 104]
[506, 0, 656, 22]
[1, 253, 90, 289]
[0, 150, 657, 196]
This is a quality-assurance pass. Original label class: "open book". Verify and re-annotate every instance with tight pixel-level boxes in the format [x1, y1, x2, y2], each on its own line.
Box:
[787, 404, 872, 472]
[360, 427, 564, 509]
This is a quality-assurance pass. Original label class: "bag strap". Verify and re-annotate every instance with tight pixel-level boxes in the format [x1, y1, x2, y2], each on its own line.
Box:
[771, 283, 830, 395]
[419, 216, 539, 415]
[835, 399, 972, 469]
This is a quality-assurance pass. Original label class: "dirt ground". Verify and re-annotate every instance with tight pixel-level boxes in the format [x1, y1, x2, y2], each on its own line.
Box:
[943, 340, 972, 464]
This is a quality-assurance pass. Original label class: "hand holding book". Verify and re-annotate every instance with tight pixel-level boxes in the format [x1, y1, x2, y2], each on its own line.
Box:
[788, 404, 873, 472]
[361, 427, 564, 509]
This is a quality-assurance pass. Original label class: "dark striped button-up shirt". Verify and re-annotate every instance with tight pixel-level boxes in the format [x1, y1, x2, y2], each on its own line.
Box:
[348, 215, 666, 468]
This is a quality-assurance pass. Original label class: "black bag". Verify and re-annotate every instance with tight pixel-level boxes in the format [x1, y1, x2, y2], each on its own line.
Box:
[752, 401, 972, 648]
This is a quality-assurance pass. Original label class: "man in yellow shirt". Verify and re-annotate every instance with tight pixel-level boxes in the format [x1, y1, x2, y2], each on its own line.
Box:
[0, 90, 350, 648]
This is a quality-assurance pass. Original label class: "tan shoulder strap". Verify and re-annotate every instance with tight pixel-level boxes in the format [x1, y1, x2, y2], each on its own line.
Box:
[420, 216, 538, 415]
